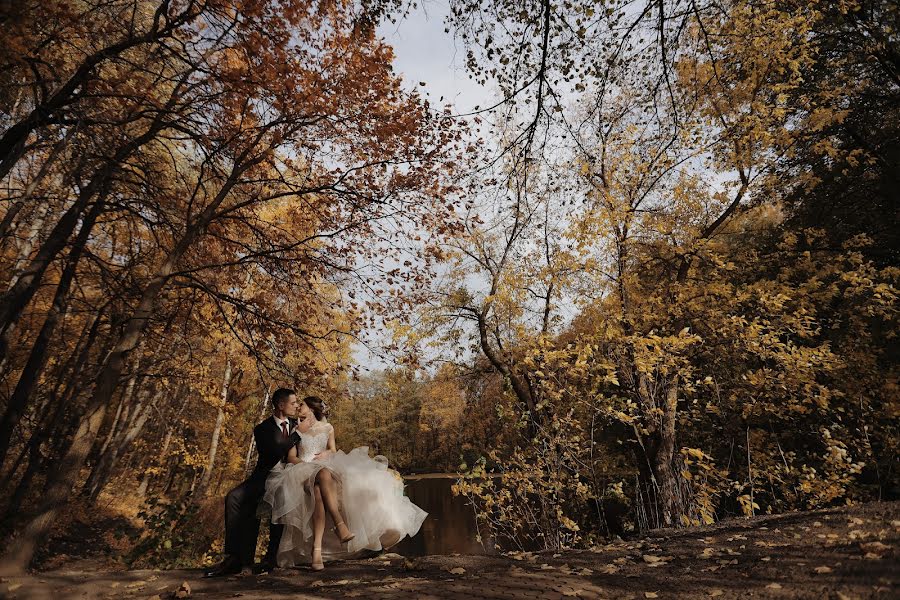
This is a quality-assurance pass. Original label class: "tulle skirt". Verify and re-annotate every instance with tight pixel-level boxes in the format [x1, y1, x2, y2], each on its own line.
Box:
[258, 446, 427, 566]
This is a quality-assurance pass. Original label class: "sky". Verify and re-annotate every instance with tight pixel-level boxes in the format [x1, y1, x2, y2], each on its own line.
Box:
[350, 3, 492, 373]
[377, 2, 493, 116]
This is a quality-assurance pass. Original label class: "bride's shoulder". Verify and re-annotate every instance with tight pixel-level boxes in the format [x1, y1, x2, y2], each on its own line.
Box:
[311, 420, 332, 434]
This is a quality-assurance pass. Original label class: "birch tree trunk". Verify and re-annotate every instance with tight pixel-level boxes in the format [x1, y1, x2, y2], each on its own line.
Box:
[85, 385, 162, 502]
[244, 386, 271, 472]
[197, 358, 232, 496]
[138, 385, 188, 498]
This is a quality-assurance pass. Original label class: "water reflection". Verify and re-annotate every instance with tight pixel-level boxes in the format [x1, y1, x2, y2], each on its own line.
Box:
[394, 475, 496, 557]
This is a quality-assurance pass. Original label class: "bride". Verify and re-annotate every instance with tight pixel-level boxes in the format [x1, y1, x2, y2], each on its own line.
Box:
[258, 395, 427, 570]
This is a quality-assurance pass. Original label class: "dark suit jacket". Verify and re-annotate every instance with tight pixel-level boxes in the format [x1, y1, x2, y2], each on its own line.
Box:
[249, 416, 301, 483]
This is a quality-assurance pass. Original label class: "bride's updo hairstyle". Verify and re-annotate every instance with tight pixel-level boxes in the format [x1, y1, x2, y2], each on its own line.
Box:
[302, 395, 327, 420]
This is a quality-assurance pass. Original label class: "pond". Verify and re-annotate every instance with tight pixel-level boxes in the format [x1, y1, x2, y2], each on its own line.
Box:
[393, 474, 497, 557]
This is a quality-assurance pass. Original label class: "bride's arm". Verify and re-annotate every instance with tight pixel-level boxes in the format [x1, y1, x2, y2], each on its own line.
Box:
[327, 425, 337, 452]
[313, 425, 337, 460]
[286, 443, 302, 464]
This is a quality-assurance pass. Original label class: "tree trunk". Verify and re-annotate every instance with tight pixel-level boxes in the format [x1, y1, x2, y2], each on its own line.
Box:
[0, 309, 102, 489]
[652, 378, 679, 527]
[95, 348, 145, 461]
[475, 311, 539, 431]
[0, 199, 102, 463]
[0, 109, 174, 368]
[140, 383, 188, 497]
[97, 387, 129, 460]
[244, 386, 271, 472]
[0, 128, 75, 247]
[0, 130, 254, 573]
[197, 358, 231, 496]
[5, 204, 49, 291]
[0, 397, 107, 573]
[85, 385, 162, 502]
[0, 256, 175, 573]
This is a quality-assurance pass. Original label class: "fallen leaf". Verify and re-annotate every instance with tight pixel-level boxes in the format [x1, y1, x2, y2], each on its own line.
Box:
[598, 565, 619, 574]
[175, 581, 192, 599]
[562, 587, 584, 597]
[813, 566, 832, 574]
[642, 554, 672, 565]
[859, 541, 891, 556]
[448, 567, 466, 575]
[709, 590, 724, 597]
[645, 593, 659, 598]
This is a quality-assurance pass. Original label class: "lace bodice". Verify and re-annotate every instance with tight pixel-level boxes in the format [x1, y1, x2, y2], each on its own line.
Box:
[297, 421, 332, 462]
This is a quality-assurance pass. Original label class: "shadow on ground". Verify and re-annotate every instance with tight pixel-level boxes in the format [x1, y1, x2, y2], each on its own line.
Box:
[2, 501, 897, 599]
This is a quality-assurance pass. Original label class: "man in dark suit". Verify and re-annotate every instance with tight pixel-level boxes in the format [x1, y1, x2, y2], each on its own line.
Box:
[204, 388, 302, 577]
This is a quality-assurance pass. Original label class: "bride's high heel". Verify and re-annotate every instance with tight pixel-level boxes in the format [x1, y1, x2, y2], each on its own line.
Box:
[334, 521, 355, 543]
[311, 546, 324, 571]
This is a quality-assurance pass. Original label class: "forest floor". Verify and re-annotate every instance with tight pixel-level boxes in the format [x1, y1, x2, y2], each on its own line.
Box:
[1, 501, 897, 600]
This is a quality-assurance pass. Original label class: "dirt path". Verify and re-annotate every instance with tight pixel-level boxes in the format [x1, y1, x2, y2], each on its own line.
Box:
[3, 501, 897, 599]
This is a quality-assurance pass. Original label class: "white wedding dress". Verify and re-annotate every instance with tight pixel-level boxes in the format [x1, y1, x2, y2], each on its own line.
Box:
[258, 420, 427, 566]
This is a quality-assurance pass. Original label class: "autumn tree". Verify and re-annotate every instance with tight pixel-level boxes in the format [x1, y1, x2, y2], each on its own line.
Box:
[437, 0, 898, 541]
[0, 0, 459, 573]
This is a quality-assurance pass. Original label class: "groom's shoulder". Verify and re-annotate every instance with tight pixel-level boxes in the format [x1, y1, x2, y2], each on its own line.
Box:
[254, 416, 274, 431]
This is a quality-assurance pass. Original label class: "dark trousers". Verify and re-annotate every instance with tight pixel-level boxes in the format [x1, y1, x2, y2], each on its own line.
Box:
[224, 477, 283, 565]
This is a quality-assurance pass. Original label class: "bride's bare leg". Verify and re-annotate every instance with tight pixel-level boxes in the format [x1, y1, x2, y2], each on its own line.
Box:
[311, 484, 325, 570]
[315, 469, 354, 542]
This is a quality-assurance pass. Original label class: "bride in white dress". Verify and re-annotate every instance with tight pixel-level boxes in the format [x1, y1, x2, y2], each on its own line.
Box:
[258, 395, 427, 570]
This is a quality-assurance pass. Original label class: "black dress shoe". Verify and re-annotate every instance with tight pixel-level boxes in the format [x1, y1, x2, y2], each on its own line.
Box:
[203, 555, 242, 578]
[251, 560, 277, 575]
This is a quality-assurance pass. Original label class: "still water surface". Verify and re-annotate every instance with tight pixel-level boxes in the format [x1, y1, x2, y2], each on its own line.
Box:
[393, 474, 497, 557]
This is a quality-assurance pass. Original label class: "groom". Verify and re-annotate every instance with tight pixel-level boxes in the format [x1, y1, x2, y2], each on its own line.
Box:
[204, 388, 302, 577]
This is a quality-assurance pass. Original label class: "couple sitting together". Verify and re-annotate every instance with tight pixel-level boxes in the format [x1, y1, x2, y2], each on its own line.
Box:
[204, 388, 427, 576]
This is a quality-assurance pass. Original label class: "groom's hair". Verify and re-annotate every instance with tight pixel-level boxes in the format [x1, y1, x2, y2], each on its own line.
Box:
[271, 387, 295, 409]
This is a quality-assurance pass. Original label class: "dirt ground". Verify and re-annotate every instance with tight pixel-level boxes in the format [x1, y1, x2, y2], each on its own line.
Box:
[2, 501, 897, 599]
